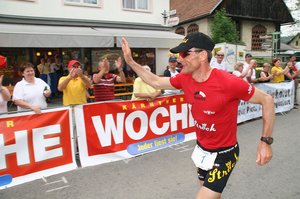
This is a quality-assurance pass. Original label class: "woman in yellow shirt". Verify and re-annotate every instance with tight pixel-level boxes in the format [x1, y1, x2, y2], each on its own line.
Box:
[271, 58, 290, 83]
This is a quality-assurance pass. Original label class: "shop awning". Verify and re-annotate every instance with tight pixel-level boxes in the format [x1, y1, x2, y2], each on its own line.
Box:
[0, 23, 114, 48]
[95, 28, 183, 48]
[0, 23, 183, 48]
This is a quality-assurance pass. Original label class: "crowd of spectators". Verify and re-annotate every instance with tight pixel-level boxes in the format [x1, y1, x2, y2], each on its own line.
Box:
[0, 52, 299, 114]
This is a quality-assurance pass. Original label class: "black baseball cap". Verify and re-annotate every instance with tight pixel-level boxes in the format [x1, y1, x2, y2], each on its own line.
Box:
[170, 32, 215, 53]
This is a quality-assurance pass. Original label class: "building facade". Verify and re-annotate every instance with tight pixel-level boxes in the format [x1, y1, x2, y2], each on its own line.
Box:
[170, 0, 294, 62]
[0, 0, 183, 85]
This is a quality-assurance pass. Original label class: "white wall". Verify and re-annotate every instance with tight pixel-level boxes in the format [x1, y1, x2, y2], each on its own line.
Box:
[0, 0, 169, 25]
[239, 20, 276, 50]
[155, 48, 170, 75]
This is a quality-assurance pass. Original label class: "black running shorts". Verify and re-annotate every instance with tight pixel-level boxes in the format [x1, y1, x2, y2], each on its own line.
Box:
[197, 143, 239, 193]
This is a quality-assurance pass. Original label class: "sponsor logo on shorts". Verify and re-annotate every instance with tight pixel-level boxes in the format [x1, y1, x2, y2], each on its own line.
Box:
[207, 153, 239, 183]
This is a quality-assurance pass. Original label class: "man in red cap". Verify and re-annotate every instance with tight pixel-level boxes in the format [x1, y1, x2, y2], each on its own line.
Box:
[58, 60, 91, 106]
[121, 32, 274, 199]
[0, 55, 7, 68]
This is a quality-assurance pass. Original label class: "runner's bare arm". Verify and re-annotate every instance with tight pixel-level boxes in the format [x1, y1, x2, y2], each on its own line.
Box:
[248, 88, 274, 165]
[121, 37, 174, 90]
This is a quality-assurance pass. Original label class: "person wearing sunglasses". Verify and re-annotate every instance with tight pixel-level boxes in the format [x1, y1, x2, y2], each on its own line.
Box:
[210, 51, 229, 71]
[121, 32, 274, 199]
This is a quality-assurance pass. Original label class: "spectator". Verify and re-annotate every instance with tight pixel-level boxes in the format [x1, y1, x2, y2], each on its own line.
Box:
[258, 63, 273, 83]
[92, 56, 126, 102]
[58, 60, 91, 106]
[49, 58, 59, 98]
[271, 58, 290, 83]
[13, 62, 51, 114]
[246, 59, 258, 83]
[37, 58, 50, 84]
[285, 61, 300, 108]
[242, 53, 253, 82]
[132, 65, 161, 101]
[0, 75, 11, 113]
[0, 56, 11, 113]
[210, 51, 229, 71]
[232, 62, 254, 79]
[163, 55, 181, 95]
[289, 54, 297, 65]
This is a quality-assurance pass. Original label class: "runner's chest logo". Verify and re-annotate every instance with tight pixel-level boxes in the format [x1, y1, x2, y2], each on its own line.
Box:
[194, 91, 206, 101]
[195, 122, 216, 132]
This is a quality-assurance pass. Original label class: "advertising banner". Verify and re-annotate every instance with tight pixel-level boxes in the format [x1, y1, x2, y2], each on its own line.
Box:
[237, 81, 294, 123]
[75, 94, 196, 167]
[0, 107, 77, 188]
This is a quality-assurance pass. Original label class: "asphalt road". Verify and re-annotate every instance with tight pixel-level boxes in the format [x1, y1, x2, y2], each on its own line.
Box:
[1, 108, 300, 199]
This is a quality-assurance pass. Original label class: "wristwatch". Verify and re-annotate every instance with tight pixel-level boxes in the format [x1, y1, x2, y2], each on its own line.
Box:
[260, 137, 273, 145]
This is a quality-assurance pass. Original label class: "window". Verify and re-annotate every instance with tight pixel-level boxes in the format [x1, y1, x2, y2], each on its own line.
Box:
[123, 0, 149, 12]
[251, 25, 267, 51]
[175, 27, 185, 36]
[187, 24, 199, 34]
[64, 0, 102, 7]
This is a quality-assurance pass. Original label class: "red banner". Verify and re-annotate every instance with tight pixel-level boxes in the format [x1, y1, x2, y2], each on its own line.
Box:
[0, 108, 77, 188]
[76, 94, 196, 167]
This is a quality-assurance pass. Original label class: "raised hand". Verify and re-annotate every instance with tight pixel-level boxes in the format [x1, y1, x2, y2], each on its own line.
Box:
[121, 37, 134, 65]
[69, 68, 77, 78]
[75, 68, 84, 77]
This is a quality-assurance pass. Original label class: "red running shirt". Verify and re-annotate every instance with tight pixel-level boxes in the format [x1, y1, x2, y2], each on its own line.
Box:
[170, 69, 255, 150]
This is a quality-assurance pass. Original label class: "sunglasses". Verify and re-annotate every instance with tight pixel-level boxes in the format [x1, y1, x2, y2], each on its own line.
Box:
[179, 49, 203, 58]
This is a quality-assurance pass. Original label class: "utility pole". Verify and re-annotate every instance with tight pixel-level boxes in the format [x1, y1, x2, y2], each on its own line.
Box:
[271, 31, 281, 60]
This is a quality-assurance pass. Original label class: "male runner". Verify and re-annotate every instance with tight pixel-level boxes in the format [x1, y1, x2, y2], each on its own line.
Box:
[121, 32, 274, 199]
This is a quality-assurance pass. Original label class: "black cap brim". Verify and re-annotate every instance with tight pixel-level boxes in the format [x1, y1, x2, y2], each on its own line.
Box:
[170, 43, 191, 53]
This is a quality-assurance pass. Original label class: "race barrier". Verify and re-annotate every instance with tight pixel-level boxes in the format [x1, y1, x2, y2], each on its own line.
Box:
[237, 81, 294, 123]
[0, 81, 294, 188]
[0, 107, 77, 189]
[75, 94, 196, 167]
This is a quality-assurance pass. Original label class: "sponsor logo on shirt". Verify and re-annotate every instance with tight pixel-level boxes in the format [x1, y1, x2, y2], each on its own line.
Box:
[203, 110, 215, 115]
[195, 122, 216, 132]
[248, 85, 252, 94]
[194, 91, 206, 101]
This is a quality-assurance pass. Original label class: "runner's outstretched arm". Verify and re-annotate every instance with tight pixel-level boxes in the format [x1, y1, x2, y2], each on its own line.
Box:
[121, 37, 174, 90]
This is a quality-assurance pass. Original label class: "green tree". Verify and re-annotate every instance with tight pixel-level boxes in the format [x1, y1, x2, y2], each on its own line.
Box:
[211, 9, 240, 44]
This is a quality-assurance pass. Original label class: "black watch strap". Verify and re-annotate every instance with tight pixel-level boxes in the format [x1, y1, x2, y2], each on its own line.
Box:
[260, 137, 273, 145]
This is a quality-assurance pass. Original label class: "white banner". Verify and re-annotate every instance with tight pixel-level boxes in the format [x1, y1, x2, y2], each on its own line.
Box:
[238, 81, 294, 123]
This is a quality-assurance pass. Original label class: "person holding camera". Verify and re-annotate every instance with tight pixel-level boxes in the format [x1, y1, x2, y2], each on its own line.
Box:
[13, 62, 51, 114]
[58, 60, 91, 106]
